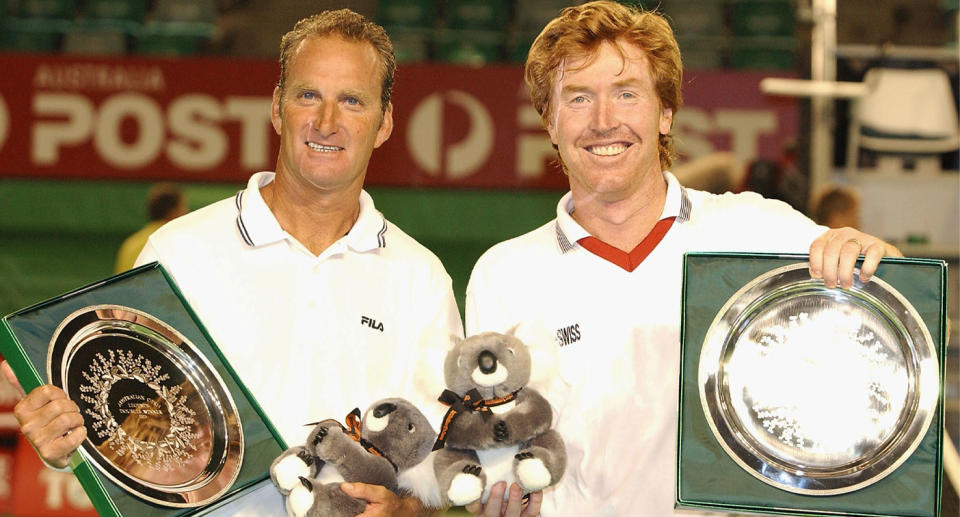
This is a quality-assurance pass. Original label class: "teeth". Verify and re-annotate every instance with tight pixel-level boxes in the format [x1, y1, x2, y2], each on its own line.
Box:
[588, 143, 628, 156]
[306, 142, 341, 152]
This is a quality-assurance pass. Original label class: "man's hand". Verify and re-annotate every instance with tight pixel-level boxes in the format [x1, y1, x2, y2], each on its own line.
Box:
[2, 360, 86, 469]
[809, 227, 902, 289]
[341, 482, 435, 517]
[465, 482, 543, 517]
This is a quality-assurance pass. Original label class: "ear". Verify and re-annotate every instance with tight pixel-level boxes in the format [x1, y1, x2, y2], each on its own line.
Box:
[658, 106, 673, 136]
[271, 86, 283, 136]
[505, 323, 521, 337]
[374, 101, 394, 148]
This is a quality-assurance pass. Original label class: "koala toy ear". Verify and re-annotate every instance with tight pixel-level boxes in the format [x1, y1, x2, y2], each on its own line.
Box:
[504, 323, 521, 337]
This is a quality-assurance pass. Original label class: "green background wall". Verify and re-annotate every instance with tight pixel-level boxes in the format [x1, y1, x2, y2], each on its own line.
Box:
[0, 179, 564, 317]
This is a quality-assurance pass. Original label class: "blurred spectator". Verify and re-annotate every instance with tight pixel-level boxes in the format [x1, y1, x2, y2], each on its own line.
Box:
[812, 185, 861, 229]
[114, 183, 188, 273]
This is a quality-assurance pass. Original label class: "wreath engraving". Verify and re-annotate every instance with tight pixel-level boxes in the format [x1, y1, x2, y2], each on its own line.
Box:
[79, 349, 198, 471]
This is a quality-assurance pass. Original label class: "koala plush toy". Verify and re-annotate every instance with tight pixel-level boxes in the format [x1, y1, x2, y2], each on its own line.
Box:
[270, 398, 436, 517]
[433, 330, 567, 506]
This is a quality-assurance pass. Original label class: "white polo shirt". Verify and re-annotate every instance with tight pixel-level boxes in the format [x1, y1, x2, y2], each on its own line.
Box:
[137, 172, 463, 446]
[465, 172, 826, 517]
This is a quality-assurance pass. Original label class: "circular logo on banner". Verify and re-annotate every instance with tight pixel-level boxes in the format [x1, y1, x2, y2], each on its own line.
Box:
[407, 90, 494, 180]
[0, 94, 9, 153]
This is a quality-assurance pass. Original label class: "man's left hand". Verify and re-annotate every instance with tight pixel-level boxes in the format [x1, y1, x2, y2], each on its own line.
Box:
[341, 482, 433, 517]
[809, 227, 902, 289]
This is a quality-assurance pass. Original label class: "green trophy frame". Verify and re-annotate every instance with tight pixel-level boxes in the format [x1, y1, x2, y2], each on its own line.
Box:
[0, 263, 287, 516]
[677, 253, 946, 517]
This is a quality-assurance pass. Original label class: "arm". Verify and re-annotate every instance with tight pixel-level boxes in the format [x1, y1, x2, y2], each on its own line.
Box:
[808, 226, 903, 289]
[1, 361, 85, 469]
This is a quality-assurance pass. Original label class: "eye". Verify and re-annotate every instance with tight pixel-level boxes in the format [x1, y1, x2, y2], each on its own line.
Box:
[344, 96, 361, 106]
[571, 95, 587, 104]
[300, 91, 315, 100]
[507, 348, 515, 356]
[407, 423, 415, 433]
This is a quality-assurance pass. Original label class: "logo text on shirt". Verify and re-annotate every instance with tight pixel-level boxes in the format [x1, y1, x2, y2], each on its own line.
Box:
[556, 323, 581, 347]
[361, 316, 384, 332]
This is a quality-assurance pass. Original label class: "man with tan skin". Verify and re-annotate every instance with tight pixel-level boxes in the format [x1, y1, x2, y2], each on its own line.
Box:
[2, 10, 460, 517]
[464, 3, 902, 516]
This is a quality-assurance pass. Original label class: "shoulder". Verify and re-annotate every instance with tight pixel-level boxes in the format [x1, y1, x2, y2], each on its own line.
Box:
[379, 217, 451, 279]
[148, 195, 239, 251]
[473, 219, 559, 273]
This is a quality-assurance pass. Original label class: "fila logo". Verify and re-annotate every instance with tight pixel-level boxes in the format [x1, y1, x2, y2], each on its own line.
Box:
[556, 323, 581, 347]
[361, 316, 384, 332]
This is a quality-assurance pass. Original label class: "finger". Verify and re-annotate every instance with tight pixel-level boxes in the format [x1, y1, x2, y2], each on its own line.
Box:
[521, 491, 543, 517]
[808, 231, 831, 279]
[837, 239, 862, 289]
[37, 425, 86, 469]
[819, 234, 852, 289]
[858, 242, 886, 283]
[16, 394, 81, 431]
[483, 482, 507, 517]
[500, 483, 524, 517]
[0, 361, 25, 398]
[14, 384, 70, 414]
[22, 404, 84, 451]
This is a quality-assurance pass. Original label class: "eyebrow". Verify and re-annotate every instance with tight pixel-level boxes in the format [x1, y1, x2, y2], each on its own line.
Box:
[559, 77, 645, 96]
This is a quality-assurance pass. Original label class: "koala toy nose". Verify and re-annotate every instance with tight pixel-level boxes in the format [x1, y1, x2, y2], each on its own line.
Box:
[478, 350, 498, 374]
[373, 402, 397, 418]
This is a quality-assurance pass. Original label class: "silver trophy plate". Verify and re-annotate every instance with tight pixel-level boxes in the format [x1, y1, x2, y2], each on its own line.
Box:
[698, 263, 938, 495]
[47, 305, 244, 507]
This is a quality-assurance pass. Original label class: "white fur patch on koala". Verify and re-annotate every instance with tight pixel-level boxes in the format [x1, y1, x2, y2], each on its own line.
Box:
[287, 484, 314, 517]
[399, 450, 442, 509]
[315, 463, 345, 485]
[364, 409, 389, 432]
[471, 365, 508, 387]
[516, 457, 551, 492]
[448, 471, 484, 507]
[274, 455, 311, 492]
[477, 445, 519, 502]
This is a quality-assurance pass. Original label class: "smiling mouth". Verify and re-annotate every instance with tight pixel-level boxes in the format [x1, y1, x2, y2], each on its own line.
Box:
[306, 142, 342, 152]
[585, 143, 632, 156]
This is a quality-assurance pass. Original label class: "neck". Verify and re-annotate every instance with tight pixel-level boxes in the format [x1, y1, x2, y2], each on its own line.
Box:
[570, 172, 668, 252]
[260, 177, 362, 256]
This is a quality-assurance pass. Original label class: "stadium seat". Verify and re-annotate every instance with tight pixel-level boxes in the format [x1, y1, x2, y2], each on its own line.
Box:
[63, 20, 129, 55]
[437, 31, 502, 66]
[134, 21, 212, 55]
[445, 0, 507, 31]
[14, 0, 76, 19]
[731, 0, 795, 38]
[0, 18, 64, 52]
[152, 0, 216, 23]
[377, 0, 437, 29]
[85, 0, 148, 23]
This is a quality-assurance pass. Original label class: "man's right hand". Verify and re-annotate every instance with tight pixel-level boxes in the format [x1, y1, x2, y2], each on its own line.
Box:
[1, 360, 86, 468]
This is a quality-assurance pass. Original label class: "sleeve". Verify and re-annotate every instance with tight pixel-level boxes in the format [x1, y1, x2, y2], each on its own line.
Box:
[696, 191, 828, 253]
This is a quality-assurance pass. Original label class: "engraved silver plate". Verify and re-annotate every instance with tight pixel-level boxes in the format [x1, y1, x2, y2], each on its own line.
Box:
[47, 305, 244, 507]
[699, 263, 938, 495]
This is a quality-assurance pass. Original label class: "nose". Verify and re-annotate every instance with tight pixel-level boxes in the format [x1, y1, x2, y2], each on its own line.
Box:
[592, 96, 616, 131]
[478, 350, 497, 375]
[373, 402, 397, 418]
[312, 101, 339, 135]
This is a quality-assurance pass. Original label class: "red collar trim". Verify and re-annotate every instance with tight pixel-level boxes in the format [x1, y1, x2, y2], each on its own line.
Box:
[577, 217, 676, 272]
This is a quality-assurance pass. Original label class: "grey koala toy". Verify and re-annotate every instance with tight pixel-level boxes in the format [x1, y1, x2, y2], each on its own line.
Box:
[270, 398, 436, 517]
[433, 330, 566, 507]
